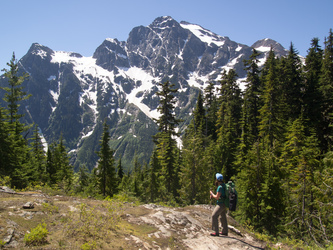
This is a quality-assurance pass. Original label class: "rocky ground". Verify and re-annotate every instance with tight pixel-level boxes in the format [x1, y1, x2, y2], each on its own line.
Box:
[0, 187, 279, 249]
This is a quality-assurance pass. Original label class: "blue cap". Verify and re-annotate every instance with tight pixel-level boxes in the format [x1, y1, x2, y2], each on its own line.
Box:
[216, 173, 223, 181]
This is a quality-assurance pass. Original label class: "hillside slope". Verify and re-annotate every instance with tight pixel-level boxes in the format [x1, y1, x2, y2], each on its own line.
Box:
[0, 188, 275, 249]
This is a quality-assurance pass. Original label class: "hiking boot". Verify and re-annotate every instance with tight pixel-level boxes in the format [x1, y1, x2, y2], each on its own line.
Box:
[210, 232, 219, 236]
[220, 232, 228, 236]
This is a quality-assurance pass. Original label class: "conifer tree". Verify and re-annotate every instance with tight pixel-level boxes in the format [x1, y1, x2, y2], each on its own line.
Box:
[116, 158, 124, 181]
[258, 49, 284, 148]
[132, 154, 143, 197]
[179, 92, 212, 204]
[96, 121, 116, 197]
[54, 135, 73, 191]
[0, 107, 11, 177]
[204, 82, 218, 141]
[259, 143, 285, 235]
[29, 124, 46, 183]
[193, 92, 205, 136]
[180, 129, 210, 204]
[303, 38, 323, 140]
[215, 69, 242, 180]
[280, 118, 321, 241]
[238, 49, 286, 233]
[46, 143, 57, 185]
[237, 142, 265, 229]
[319, 29, 333, 152]
[312, 151, 333, 245]
[153, 81, 181, 200]
[1, 53, 30, 128]
[153, 81, 181, 137]
[76, 165, 90, 193]
[282, 43, 304, 121]
[1, 53, 31, 188]
[147, 148, 159, 202]
[242, 48, 262, 145]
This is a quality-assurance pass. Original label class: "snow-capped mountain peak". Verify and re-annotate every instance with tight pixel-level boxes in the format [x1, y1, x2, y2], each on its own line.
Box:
[1, 16, 288, 171]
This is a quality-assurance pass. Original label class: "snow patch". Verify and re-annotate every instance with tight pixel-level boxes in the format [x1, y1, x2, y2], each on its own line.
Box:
[222, 54, 243, 72]
[255, 46, 271, 53]
[47, 75, 56, 81]
[180, 23, 225, 47]
[187, 72, 209, 89]
[236, 45, 242, 52]
[32, 49, 47, 59]
[117, 66, 161, 120]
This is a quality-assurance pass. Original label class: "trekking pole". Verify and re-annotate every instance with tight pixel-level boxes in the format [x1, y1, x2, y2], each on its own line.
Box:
[210, 187, 213, 205]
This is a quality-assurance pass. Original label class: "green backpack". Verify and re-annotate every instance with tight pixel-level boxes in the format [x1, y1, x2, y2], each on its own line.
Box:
[221, 181, 238, 211]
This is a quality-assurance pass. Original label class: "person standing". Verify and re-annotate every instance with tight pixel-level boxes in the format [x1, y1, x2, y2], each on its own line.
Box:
[209, 173, 228, 236]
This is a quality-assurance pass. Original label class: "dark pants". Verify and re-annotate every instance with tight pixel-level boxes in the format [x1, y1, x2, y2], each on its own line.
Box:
[211, 204, 228, 235]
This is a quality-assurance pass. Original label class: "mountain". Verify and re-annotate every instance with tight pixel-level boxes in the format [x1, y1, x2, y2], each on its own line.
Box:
[0, 16, 288, 171]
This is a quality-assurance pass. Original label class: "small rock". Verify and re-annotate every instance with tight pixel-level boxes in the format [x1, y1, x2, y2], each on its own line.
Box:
[3, 228, 14, 244]
[0, 186, 15, 193]
[23, 202, 34, 209]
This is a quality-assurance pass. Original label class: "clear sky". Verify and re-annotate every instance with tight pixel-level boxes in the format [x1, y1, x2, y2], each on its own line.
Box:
[1, 0, 332, 69]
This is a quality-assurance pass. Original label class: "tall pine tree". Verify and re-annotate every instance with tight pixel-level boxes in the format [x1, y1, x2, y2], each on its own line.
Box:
[319, 29, 333, 152]
[1, 53, 31, 188]
[96, 121, 116, 197]
[153, 80, 181, 201]
[215, 69, 242, 180]
[303, 38, 323, 142]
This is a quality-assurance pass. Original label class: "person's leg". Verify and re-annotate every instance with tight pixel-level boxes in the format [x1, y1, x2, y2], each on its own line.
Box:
[211, 205, 222, 235]
[219, 204, 228, 235]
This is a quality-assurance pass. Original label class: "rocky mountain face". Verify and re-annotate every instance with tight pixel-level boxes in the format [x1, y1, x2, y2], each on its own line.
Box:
[0, 16, 288, 171]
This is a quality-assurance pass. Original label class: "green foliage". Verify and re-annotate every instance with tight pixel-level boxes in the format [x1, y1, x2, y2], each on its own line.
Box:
[65, 201, 122, 242]
[152, 81, 181, 200]
[96, 120, 116, 197]
[80, 240, 97, 250]
[0, 53, 31, 189]
[0, 176, 11, 186]
[42, 202, 59, 215]
[0, 239, 5, 248]
[2, 28, 333, 249]
[216, 69, 242, 180]
[24, 222, 49, 246]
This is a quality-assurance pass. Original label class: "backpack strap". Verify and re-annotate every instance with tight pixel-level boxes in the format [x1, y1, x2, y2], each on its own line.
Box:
[220, 183, 227, 199]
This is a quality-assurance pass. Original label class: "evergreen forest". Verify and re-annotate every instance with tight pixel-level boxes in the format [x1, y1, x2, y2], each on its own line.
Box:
[1, 29, 333, 248]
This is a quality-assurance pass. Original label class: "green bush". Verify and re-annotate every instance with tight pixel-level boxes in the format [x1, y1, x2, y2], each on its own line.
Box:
[42, 202, 59, 215]
[0, 176, 11, 186]
[24, 223, 49, 246]
[80, 240, 97, 250]
[0, 239, 5, 248]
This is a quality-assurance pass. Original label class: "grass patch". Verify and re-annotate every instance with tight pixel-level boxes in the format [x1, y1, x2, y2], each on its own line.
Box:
[122, 206, 152, 217]
[24, 222, 49, 246]
[64, 201, 122, 242]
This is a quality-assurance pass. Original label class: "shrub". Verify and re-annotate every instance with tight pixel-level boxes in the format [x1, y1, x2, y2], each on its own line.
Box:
[0, 239, 5, 248]
[42, 202, 59, 215]
[24, 223, 49, 246]
[65, 201, 122, 241]
[80, 240, 97, 250]
[0, 176, 11, 186]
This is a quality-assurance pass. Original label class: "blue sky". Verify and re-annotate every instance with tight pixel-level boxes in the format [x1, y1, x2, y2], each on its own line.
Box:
[1, 0, 332, 69]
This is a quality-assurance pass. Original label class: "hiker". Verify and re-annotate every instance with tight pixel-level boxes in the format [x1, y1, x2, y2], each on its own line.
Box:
[209, 173, 228, 236]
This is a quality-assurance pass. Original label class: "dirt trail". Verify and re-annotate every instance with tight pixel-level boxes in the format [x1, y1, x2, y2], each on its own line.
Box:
[125, 204, 266, 249]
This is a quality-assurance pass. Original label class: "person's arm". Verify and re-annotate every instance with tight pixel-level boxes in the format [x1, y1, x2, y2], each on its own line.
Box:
[210, 190, 221, 200]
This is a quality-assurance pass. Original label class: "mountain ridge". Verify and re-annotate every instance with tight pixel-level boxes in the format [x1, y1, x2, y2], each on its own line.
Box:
[0, 16, 289, 171]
